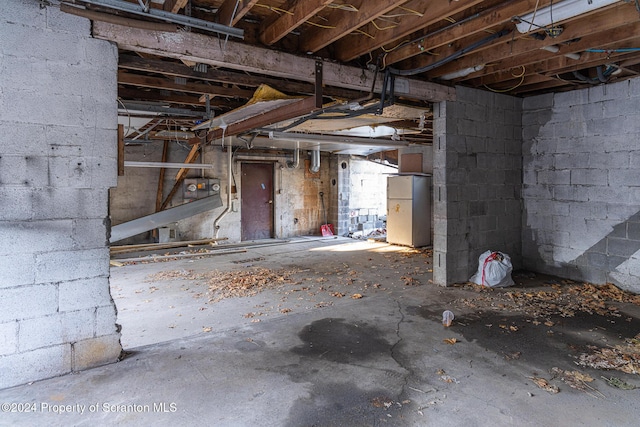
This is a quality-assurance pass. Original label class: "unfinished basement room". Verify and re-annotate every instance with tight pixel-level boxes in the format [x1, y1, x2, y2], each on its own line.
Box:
[1, 0, 640, 425]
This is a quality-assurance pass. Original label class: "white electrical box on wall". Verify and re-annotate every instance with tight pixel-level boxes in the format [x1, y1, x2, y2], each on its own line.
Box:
[183, 178, 221, 200]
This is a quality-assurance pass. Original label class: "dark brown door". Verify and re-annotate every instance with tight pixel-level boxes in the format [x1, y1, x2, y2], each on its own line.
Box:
[241, 163, 274, 240]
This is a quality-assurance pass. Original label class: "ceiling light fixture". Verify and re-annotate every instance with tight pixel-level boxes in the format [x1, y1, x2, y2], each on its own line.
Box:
[515, 0, 621, 34]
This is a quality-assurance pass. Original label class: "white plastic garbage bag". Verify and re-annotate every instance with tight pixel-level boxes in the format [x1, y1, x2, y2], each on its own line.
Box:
[469, 250, 515, 288]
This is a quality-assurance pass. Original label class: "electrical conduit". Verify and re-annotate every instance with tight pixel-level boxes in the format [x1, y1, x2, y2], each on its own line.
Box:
[214, 137, 233, 240]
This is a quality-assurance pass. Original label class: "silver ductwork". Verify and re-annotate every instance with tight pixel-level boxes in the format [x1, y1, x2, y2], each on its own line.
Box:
[287, 141, 300, 169]
[310, 148, 320, 173]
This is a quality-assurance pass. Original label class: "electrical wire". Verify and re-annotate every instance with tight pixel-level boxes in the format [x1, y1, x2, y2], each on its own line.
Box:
[305, 20, 336, 29]
[483, 66, 527, 92]
[354, 28, 374, 39]
[327, 3, 359, 12]
[255, 3, 293, 15]
[370, 20, 397, 31]
[525, 0, 540, 34]
[380, 6, 424, 19]
[386, 29, 511, 76]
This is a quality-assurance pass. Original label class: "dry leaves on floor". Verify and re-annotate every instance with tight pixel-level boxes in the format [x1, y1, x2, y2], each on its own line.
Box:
[577, 333, 640, 375]
[146, 267, 300, 303]
[207, 267, 300, 302]
[401, 275, 420, 286]
[351, 293, 363, 299]
[146, 269, 194, 281]
[528, 376, 559, 394]
[443, 338, 458, 345]
[456, 282, 640, 320]
[550, 367, 597, 391]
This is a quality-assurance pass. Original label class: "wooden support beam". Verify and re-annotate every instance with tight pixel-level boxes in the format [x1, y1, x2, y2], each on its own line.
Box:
[259, 0, 334, 46]
[118, 71, 255, 99]
[94, 22, 454, 101]
[218, 0, 259, 26]
[117, 124, 125, 176]
[333, 0, 484, 62]
[152, 139, 170, 239]
[300, 0, 409, 53]
[60, 3, 178, 32]
[155, 140, 170, 212]
[118, 54, 365, 100]
[204, 96, 320, 142]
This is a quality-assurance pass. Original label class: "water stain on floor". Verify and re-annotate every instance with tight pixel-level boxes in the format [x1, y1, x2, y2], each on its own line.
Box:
[407, 302, 640, 373]
[291, 318, 392, 364]
[283, 382, 408, 427]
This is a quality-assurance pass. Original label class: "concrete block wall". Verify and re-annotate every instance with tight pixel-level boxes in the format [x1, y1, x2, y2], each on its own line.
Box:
[0, 1, 121, 388]
[522, 79, 640, 292]
[433, 86, 522, 285]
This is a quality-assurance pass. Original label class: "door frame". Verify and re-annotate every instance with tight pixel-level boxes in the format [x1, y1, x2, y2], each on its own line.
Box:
[240, 161, 275, 240]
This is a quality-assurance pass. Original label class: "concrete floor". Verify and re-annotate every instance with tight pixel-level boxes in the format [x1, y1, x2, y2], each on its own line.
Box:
[1, 237, 639, 426]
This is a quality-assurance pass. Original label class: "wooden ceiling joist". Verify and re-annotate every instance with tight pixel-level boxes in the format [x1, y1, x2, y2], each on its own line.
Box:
[259, 0, 335, 45]
[163, 0, 189, 14]
[118, 87, 205, 106]
[118, 70, 255, 99]
[300, 0, 410, 53]
[426, 4, 639, 80]
[217, 0, 259, 26]
[383, 0, 552, 66]
[333, 0, 485, 62]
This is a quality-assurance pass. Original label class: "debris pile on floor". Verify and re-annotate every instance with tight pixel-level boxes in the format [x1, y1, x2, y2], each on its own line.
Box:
[550, 367, 598, 393]
[146, 269, 194, 280]
[578, 333, 640, 375]
[205, 267, 300, 303]
[528, 376, 559, 394]
[456, 281, 640, 320]
[145, 267, 300, 303]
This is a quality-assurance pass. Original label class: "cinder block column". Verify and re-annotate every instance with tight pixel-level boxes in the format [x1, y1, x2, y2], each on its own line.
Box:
[330, 155, 350, 235]
[0, 1, 121, 389]
[433, 87, 523, 286]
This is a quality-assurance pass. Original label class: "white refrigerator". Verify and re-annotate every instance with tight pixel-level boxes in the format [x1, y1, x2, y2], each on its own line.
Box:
[386, 175, 431, 247]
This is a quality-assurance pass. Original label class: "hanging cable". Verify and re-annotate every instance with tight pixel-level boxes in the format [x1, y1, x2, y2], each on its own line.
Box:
[484, 72, 526, 93]
[386, 29, 511, 77]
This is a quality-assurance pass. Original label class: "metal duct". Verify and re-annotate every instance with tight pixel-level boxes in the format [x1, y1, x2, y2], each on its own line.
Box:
[310, 148, 320, 173]
[287, 141, 300, 169]
[110, 195, 222, 243]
